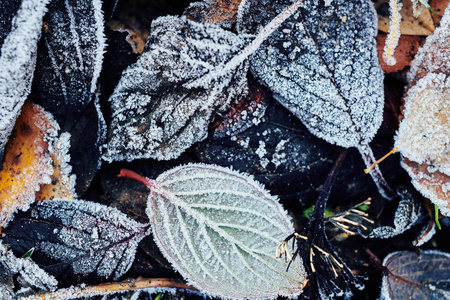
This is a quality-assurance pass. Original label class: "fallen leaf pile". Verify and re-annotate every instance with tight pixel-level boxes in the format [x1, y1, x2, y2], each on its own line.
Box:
[0, 0, 449, 299]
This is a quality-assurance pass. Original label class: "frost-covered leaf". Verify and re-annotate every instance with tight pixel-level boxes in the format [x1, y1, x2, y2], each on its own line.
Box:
[0, 0, 51, 162]
[368, 189, 423, 238]
[0, 241, 57, 297]
[34, 0, 105, 132]
[0, 103, 58, 226]
[380, 250, 450, 299]
[238, 0, 384, 149]
[395, 6, 450, 216]
[34, 0, 106, 194]
[122, 164, 307, 299]
[2, 200, 150, 282]
[104, 16, 250, 161]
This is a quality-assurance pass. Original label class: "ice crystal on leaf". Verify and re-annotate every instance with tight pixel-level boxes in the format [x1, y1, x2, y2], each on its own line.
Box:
[0, 0, 51, 162]
[237, 0, 384, 149]
[395, 6, 450, 216]
[2, 200, 150, 281]
[122, 164, 307, 299]
[380, 250, 450, 300]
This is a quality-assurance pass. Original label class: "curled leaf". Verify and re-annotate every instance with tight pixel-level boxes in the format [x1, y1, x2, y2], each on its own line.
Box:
[122, 164, 307, 299]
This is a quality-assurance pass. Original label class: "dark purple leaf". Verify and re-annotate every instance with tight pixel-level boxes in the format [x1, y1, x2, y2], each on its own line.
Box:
[2, 200, 150, 285]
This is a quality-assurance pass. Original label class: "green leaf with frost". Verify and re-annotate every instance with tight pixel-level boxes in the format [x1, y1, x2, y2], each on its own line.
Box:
[122, 164, 307, 299]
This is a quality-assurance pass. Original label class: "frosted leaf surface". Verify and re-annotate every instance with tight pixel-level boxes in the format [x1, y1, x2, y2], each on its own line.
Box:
[396, 7, 450, 216]
[380, 250, 450, 300]
[144, 164, 306, 299]
[35, 0, 105, 132]
[0, 0, 51, 161]
[104, 16, 249, 161]
[2, 200, 150, 281]
[238, 0, 384, 148]
[368, 190, 422, 239]
[0, 241, 57, 296]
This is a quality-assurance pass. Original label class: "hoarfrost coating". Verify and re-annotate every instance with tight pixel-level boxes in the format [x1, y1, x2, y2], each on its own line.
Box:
[238, 0, 384, 149]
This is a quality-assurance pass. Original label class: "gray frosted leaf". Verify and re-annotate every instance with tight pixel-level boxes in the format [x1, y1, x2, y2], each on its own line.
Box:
[0, 0, 51, 161]
[104, 16, 249, 161]
[368, 189, 423, 239]
[2, 200, 150, 281]
[381, 250, 450, 300]
[238, 0, 384, 148]
[0, 241, 57, 297]
[144, 163, 307, 299]
[35, 0, 105, 131]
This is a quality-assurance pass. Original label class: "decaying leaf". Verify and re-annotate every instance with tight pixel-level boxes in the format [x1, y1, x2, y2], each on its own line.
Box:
[376, 34, 420, 73]
[0, 103, 58, 226]
[368, 189, 423, 239]
[2, 200, 150, 282]
[0, 0, 51, 162]
[395, 6, 450, 216]
[0, 241, 57, 298]
[35, 133, 77, 201]
[238, 0, 384, 149]
[210, 77, 269, 139]
[380, 250, 450, 299]
[376, 0, 435, 35]
[184, 0, 242, 28]
[119, 164, 307, 299]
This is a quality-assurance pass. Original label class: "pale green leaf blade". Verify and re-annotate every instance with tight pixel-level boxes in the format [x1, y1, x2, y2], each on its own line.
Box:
[146, 163, 306, 299]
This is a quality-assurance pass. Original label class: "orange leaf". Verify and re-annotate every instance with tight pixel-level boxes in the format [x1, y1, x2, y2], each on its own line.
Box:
[184, 0, 242, 26]
[0, 103, 57, 226]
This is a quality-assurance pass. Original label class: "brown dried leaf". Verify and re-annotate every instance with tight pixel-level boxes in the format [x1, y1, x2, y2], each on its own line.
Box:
[184, 0, 242, 27]
[429, 0, 450, 27]
[376, 34, 420, 73]
[395, 6, 450, 216]
[401, 157, 450, 215]
[376, 0, 435, 35]
[0, 103, 57, 226]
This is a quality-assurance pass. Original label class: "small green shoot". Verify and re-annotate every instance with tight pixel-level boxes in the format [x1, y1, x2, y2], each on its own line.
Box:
[303, 205, 335, 219]
[357, 204, 370, 212]
[21, 247, 35, 259]
[154, 293, 163, 300]
[434, 204, 441, 230]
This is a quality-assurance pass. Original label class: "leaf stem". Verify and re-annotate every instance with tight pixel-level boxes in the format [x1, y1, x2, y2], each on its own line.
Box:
[358, 144, 396, 200]
[20, 278, 198, 299]
[118, 168, 158, 190]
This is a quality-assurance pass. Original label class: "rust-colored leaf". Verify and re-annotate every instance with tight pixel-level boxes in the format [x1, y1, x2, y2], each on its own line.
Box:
[0, 102, 57, 226]
[184, 0, 242, 27]
[376, 0, 435, 35]
[376, 34, 420, 73]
